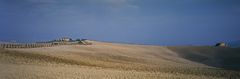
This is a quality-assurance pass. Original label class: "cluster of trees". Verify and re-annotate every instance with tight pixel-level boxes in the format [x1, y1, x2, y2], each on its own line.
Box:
[0, 38, 92, 49]
[0, 43, 53, 48]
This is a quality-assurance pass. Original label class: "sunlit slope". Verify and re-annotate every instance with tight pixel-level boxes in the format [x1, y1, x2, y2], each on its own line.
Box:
[5, 41, 205, 70]
[0, 41, 240, 79]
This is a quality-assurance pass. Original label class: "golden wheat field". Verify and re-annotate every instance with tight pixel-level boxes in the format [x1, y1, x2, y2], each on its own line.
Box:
[0, 41, 240, 79]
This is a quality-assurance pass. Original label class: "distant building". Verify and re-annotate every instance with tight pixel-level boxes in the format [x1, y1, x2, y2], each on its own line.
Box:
[50, 37, 81, 45]
[55, 37, 72, 42]
[215, 42, 227, 47]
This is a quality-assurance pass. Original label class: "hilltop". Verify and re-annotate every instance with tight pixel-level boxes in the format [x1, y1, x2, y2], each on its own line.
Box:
[0, 40, 240, 79]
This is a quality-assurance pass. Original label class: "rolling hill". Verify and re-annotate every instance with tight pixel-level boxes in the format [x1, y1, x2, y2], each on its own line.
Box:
[0, 40, 240, 79]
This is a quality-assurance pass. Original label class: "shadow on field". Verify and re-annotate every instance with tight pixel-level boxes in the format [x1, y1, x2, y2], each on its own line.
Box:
[167, 46, 240, 71]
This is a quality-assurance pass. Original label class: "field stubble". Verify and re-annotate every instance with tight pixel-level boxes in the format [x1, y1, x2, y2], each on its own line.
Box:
[0, 41, 240, 79]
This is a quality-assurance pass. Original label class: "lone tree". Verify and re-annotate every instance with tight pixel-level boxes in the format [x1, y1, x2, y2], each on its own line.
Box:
[76, 39, 81, 41]
[75, 38, 83, 44]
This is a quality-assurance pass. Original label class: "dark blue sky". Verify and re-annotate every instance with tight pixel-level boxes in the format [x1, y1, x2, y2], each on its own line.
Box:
[0, 0, 240, 45]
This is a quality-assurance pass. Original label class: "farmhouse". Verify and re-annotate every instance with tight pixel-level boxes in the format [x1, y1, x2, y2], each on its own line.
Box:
[55, 37, 72, 42]
[215, 42, 227, 47]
